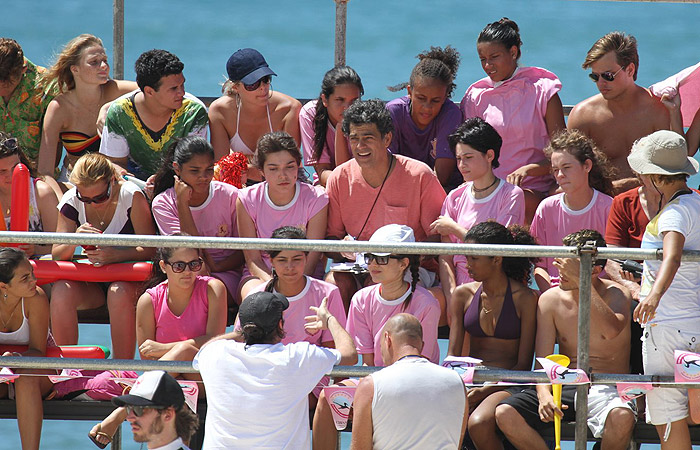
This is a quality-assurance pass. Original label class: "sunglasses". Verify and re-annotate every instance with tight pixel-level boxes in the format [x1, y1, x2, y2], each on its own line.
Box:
[588, 66, 625, 83]
[1, 137, 18, 153]
[125, 405, 165, 417]
[165, 258, 204, 273]
[243, 75, 272, 91]
[364, 254, 404, 265]
[76, 182, 112, 204]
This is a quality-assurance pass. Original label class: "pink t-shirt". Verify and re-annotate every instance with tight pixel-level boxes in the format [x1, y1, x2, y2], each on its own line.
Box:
[146, 275, 213, 344]
[442, 179, 525, 284]
[460, 67, 561, 193]
[248, 276, 347, 345]
[530, 190, 613, 278]
[300, 100, 335, 167]
[326, 155, 446, 242]
[346, 284, 440, 366]
[152, 181, 238, 263]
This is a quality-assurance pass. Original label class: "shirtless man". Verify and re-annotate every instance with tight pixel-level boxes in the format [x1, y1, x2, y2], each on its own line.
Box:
[567, 32, 671, 193]
[495, 229, 635, 450]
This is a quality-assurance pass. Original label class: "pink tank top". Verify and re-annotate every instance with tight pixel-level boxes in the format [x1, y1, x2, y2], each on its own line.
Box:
[146, 276, 213, 343]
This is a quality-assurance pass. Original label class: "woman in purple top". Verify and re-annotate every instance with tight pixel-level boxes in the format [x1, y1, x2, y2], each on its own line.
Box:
[447, 221, 538, 450]
[386, 45, 463, 191]
[51, 153, 156, 359]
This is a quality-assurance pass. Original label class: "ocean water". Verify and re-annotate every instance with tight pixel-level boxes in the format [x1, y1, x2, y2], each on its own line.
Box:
[3, 0, 700, 448]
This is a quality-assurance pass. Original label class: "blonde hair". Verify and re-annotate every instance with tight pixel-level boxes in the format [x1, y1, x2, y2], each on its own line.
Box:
[582, 32, 639, 81]
[42, 34, 105, 93]
[69, 153, 116, 187]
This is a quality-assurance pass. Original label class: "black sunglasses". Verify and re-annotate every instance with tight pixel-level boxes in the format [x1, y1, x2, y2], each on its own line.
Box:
[125, 405, 166, 417]
[165, 258, 204, 273]
[243, 75, 272, 91]
[1, 137, 18, 153]
[364, 254, 404, 265]
[76, 182, 112, 204]
[588, 66, 625, 83]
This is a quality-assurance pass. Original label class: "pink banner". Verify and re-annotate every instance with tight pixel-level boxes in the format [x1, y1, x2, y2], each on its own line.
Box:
[616, 382, 653, 402]
[178, 380, 199, 413]
[536, 357, 589, 384]
[324, 385, 357, 430]
[0, 367, 18, 384]
[674, 350, 700, 383]
[650, 62, 700, 128]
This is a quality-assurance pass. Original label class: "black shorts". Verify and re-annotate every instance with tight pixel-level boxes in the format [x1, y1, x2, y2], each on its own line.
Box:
[498, 386, 577, 432]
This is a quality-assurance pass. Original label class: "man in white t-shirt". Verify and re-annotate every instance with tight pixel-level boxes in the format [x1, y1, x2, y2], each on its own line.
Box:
[350, 313, 468, 450]
[193, 291, 357, 449]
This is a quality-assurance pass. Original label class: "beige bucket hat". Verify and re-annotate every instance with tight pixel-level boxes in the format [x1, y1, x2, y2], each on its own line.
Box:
[627, 130, 698, 176]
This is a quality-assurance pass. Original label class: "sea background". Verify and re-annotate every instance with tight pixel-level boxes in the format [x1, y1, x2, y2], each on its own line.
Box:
[3, 0, 700, 448]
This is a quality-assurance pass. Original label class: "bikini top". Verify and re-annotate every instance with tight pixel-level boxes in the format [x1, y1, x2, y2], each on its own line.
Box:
[0, 300, 30, 345]
[60, 131, 101, 157]
[463, 279, 520, 340]
[229, 103, 273, 156]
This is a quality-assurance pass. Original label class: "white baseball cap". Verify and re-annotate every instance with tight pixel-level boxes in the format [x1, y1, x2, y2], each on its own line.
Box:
[367, 224, 415, 256]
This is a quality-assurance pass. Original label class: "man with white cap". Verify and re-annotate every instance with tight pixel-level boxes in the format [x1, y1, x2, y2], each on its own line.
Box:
[193, 291, 357, 449]
[627, 130, 700, 449]
[111, 370, 198, 450]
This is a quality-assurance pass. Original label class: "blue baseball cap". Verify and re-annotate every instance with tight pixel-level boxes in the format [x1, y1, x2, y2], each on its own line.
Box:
[226, 48, 276, 84]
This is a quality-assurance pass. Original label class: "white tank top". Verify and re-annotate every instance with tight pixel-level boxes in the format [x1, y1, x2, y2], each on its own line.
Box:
[0, 299, 30, 345]
[229, 103, 274, 156]
[371, 357, 465, 450]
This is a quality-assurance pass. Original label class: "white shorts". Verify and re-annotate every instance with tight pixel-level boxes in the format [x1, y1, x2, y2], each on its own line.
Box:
[585, 384, 637, 438]
[642, 323, 700, 425]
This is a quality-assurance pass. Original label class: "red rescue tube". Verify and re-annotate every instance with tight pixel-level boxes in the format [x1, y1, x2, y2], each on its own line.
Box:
[0, 345, 108, 359]
[10, 163, 29, 233]
[30, 260, 153, 283]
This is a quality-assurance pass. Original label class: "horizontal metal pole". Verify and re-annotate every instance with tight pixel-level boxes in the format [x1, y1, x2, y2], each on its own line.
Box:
[4, 231, 700, 261]
[1, 357, 696, 387]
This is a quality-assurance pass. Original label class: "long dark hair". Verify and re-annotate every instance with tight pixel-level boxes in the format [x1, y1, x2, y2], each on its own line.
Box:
[265, 226, 307, 293]
[0, 247, 27, 284]
[392, 254, 420, 312]
[313, 66, 363, 162]
[152, 136, 215, 197]
[0, 132, 38, 177]
[464, 221, 539, 285]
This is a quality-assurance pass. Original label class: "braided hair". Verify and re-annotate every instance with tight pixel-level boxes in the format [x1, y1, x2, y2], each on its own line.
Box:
[400, 255, 421, 311]
[264, 226, 307, 293]
[389, 45, 461, 98]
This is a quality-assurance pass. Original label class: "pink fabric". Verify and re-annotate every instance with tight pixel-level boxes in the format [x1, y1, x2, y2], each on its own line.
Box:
[650, 62, 700, 128]
[530, 190, 612, 278]
[460, 67, 561, 192]
[442, 180, 525, 284]
[248, 276, 347, 345]
[152, 181, 239, 263]
[300, 100, 335, 167]
[146, 276, 213, 344]
[326, 155, 445, 242]
[346, 284, 440, 366]
[53, 370, 138, 400]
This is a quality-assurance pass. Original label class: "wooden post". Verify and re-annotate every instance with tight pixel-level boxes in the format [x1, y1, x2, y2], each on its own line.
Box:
[113, 0, 125, 80]
[334, 0, 349, 67]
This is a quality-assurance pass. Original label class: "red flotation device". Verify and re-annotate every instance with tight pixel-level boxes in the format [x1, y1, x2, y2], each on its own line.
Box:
[30, 260, 152, 285]
[4, 163, 30, 248]
[0, 344, 110, 359]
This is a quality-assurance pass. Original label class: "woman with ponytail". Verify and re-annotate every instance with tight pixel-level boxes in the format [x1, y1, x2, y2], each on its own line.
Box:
[151, 135, 243, 303]
[299, 66, 363, 186]
[447, 220, 538, 450]
[383, 45, 464, 191]
[462, 18, 566, 223]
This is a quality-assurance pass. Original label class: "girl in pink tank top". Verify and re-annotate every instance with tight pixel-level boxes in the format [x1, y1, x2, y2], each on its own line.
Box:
[88, 243, 228, 447]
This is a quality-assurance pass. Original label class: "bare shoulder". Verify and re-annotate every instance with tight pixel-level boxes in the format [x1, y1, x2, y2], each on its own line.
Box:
[35, 179, 57, 200]
[271, 91, 302, 114]
[25, 287, 49, 316]
[640, 88, 671, 123]
[510, 280, 537, 307]
[568, 94, 605, 126]
[209, 95, 237, 119]
[103, 79, 138, 101]
[206, 277, 227, 294]
[599, 278, 632, 308]
[538, 286, 565, 310]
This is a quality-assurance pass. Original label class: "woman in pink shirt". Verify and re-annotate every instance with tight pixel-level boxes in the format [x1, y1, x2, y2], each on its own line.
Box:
[89, 243, 227, 447]
[461, 18, 565, 223]
[430, 118, 525, 315]
[151, 136, 243, 304]
[299, 66, 363, 186]
[236, 132, 328, 299]
[531, 130, 616, 291]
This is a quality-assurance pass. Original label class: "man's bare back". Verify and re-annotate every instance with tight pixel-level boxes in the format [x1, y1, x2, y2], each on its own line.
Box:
[536, 276, 631, 374]
[568, 85, 669, 193]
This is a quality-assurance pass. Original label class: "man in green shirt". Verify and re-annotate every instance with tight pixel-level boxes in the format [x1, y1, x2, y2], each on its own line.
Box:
[0, 38, 54, 163]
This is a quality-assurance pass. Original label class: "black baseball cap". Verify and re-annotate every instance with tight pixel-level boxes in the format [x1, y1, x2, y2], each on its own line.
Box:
[226, 48, 276, 84]
[112, 370, 184, 408]
[239, 291, 289, 334]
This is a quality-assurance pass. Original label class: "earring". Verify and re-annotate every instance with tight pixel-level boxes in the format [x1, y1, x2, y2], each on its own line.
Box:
[3, 292, 7, 299]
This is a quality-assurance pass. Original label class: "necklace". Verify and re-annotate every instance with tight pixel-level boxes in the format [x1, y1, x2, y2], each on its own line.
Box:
[472, 177, 499, 193]
[92, 198, 116, 227]
[0, 297, 21, 332]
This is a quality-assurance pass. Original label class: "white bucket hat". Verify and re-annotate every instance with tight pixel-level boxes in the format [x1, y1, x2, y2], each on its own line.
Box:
[627, 130, 698, 176]
[367, 224, 415, 256]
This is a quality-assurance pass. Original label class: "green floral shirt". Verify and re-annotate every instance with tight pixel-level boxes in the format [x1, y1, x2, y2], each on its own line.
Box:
[0, 59, 55, 162]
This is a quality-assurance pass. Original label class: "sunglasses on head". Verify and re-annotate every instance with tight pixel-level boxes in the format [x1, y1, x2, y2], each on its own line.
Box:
[125, 405, 165, 417]
[1, 137, 18, 153]
[588, 66, 625, 83]
[364, 254, 404, 265]
[76, 182, 111, 204]
[243, 75, 272, 91]
[165, 258, 204, 273]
